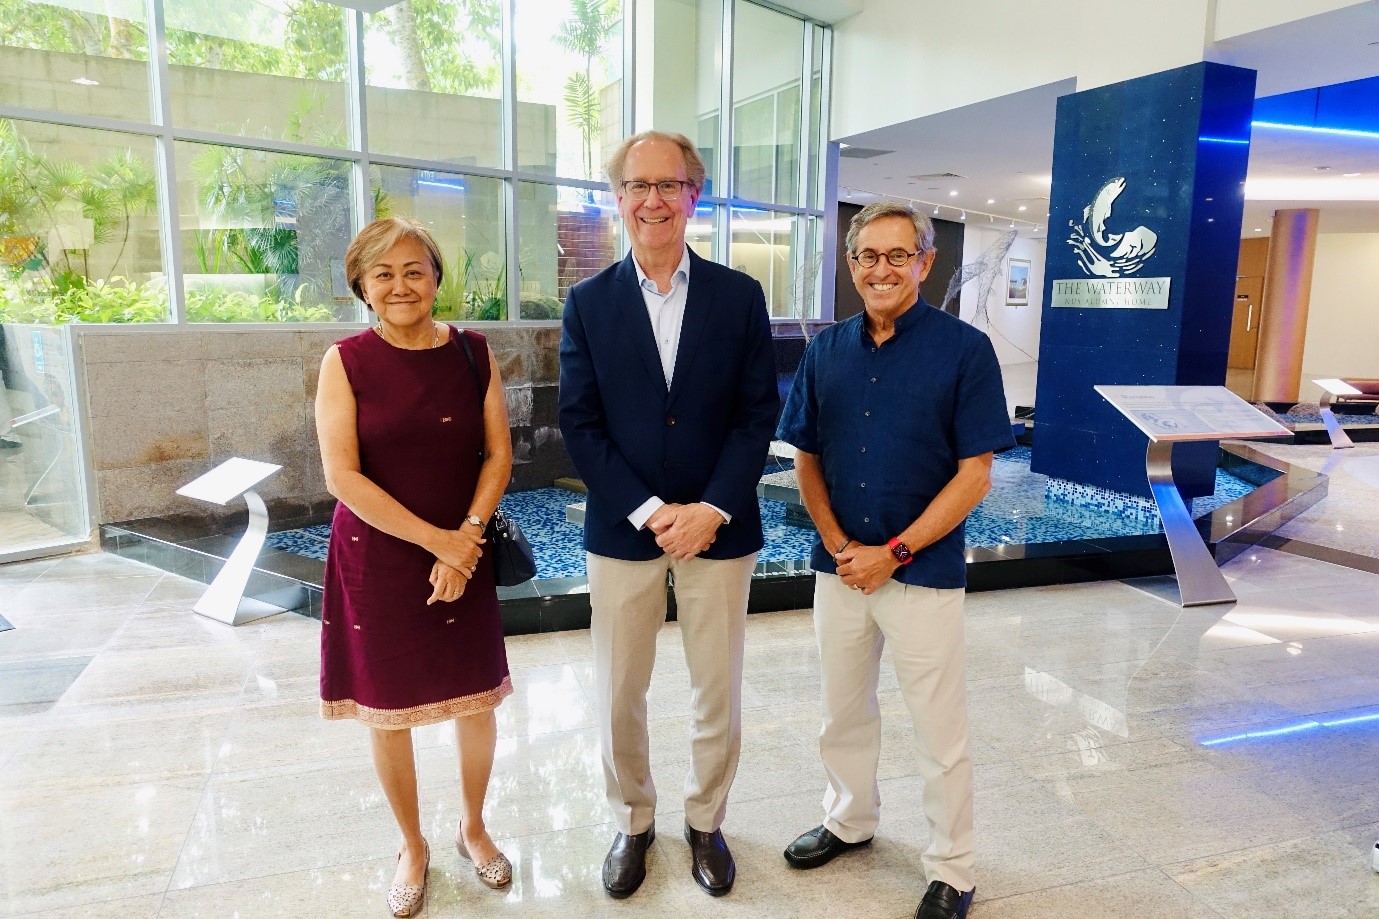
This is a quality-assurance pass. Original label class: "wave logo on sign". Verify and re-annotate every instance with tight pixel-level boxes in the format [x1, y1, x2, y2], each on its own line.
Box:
[1067, 177, 1158, 277]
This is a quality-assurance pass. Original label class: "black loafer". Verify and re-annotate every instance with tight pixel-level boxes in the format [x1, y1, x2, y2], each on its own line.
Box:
[685, 822, 735, 896]
[602, 827, 655, 898]
[783, 825, 873, 869]
[915, 880, 974, 919]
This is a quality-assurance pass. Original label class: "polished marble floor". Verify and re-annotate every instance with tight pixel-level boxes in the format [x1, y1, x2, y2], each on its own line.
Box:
[5, 474, 1379, 917]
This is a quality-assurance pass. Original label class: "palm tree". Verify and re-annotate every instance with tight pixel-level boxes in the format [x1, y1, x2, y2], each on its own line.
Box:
[554, 0, 619, 180]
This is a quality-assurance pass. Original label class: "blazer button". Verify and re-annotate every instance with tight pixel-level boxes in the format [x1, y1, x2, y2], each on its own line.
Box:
[666, 416, 677, 426]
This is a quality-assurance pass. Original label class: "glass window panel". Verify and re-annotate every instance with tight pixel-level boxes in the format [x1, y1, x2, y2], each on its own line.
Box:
[1, 119, 167, 323]
[515, 0, 624, 181]
[518, 182, 619, 311]
[0, 325, 92, 554]
[686, 202, 717, 261]
[167, 0, 348, 146]
[0, 0, 150, 119]
[730, 1, 803, 206]
[373, 166, 508, 321]
[808, 24, 825, 210]
[635, 0, 721, 194]
[364, 0, 503, 167]
[175, 142, 354, 323]
[730, 208, 818, 319]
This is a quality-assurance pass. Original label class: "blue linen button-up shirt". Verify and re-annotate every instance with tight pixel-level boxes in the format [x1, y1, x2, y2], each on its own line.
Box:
[776, 299, 1015, 589]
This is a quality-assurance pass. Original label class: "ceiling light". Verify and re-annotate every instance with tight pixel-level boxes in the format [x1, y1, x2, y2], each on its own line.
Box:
[1017, 205, 1027, 212]
[933, 206, 939, 215]
[1009, 221, 1015, 228]
[1315, 165, 1331, 171]
[949, 190, 959, 196]
[1344, 172, 1362, 177]
[839, 142, 850, 149]
[71, 76, 99, 86]
[1254, 227, 1263, 232]
[986, 198, 995, 204]
[1245, 177, 1379, 200]
[959, 212, 966, 220]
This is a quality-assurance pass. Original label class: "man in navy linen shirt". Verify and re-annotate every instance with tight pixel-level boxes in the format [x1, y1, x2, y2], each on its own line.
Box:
[776, 202, 1013, 919]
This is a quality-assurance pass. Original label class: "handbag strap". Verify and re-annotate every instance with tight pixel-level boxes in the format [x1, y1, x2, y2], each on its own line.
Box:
[453, 327, 486, 399]
[450, 327, 489, 461]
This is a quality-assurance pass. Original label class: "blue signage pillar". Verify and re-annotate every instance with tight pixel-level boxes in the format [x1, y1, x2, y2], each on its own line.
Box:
[1030, 62, 1256, 500]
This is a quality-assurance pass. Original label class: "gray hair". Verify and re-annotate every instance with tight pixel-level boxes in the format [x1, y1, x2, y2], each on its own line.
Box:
[845, 202, 935, 256]
[605, 130, 707, 192]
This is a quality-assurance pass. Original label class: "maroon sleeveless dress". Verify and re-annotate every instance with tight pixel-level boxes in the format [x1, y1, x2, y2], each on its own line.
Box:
[319, 325, 512, 728]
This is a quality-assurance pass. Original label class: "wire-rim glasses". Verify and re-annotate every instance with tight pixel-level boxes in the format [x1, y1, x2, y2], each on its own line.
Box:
[849, 248, 921, 269]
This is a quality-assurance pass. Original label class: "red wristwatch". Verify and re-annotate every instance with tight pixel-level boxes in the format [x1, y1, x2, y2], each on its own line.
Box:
[887, 537, 913, 565]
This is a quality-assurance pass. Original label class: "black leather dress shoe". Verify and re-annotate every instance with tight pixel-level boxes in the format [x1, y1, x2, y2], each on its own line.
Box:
[602, 827, 655, 898]
[914, 880, 974, 919]
[684, 823, 735, 896]
[783, 825, 873, 869]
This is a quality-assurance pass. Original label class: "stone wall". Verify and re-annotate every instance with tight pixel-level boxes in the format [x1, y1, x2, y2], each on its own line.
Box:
[75, 324, 569, 525]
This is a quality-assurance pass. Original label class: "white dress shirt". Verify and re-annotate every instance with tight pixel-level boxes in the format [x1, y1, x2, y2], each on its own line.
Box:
[625, 248, 731, 531]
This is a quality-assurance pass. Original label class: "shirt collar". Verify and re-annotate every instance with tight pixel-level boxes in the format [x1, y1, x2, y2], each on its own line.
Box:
[859, 297, 929, 344]
[633, 246, 691, 294]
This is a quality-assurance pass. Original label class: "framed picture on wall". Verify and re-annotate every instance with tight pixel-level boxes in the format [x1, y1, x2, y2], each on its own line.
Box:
[1006, 258, 1031, 305]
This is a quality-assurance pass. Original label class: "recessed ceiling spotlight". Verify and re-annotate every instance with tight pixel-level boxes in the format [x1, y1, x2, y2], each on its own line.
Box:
[1315, 165, 1331, 171]
[948, 190, 959, 196]
[71, 76, 99, 86]
[1344, 172, 1362, 177]
[1254, 227, 1263, 232]
[839, 142, 851, 149]
[1017, 205, 1027, 212]
[986, 198, 995, 204]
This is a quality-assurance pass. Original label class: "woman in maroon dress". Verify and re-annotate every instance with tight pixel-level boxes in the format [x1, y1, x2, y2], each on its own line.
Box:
[315, 217, 514, 916]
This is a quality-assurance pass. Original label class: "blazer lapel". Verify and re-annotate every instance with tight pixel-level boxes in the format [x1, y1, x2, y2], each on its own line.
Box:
[612, 253, 666, 390]
[667, 249, 711, 407]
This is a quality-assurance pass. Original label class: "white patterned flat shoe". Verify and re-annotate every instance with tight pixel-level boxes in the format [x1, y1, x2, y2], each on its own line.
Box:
[457, 831, 513, 889]
[387, 840, 429, 917]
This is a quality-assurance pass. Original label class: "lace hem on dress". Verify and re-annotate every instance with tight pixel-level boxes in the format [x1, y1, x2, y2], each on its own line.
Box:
[321, 675, 513, 728]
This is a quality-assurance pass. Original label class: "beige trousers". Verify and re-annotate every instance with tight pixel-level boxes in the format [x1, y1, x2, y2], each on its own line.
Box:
[814, 572, 976, 892]
[587, 551, 756, 835]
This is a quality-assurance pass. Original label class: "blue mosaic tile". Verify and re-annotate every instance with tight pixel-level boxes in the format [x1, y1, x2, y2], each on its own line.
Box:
[263, 448, 1266, 572]
[266, 528, 329, 560]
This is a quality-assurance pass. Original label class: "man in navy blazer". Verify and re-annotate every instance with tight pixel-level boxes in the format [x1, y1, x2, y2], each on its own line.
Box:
[559, 130, 777, 900]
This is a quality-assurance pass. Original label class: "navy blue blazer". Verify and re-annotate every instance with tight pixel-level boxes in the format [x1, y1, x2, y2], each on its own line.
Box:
[558, 249, 778, 561]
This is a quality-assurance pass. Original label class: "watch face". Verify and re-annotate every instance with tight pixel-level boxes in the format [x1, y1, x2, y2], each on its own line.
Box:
[891, 541, 913, 564]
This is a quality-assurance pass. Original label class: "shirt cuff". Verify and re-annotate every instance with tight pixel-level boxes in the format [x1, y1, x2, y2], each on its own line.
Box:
[628, 496, 665, 531]
[702, 502, 731, 524]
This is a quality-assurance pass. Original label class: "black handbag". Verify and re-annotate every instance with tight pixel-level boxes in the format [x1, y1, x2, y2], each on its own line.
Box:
[454, 329, 538, 586]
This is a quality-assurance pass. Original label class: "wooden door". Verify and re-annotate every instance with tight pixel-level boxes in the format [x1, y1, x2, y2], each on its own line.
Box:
[1228, 277, 1263, 370]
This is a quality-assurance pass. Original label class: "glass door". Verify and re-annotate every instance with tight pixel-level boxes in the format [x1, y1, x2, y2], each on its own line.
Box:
[0, 324, 92, 561]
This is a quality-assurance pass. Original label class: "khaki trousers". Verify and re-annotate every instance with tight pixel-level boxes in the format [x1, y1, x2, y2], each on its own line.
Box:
[587, 551, 756, 835]
[814, 572, 976, 892]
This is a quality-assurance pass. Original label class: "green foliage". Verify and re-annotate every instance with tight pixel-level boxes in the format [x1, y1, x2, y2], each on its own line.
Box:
[379, 0, 502, 95]
[0, 0, 148, 59]
[434, 247, 506, 321]
[519, 295, 564, 320]
[166, 0, 346, 82]
[0, 119, 157, 282]
[554, 0, 620, 180]
[0, 271, 332, 324]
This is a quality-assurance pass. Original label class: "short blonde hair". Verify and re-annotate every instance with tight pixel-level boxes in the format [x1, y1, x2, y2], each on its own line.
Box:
[345, 217, 444, 307]
[605, 130, 707, 192]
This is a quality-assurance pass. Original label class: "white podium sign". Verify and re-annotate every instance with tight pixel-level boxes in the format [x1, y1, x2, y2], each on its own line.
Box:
[1094, 385, 1289, 442]
[1095, 385, 1289, 608]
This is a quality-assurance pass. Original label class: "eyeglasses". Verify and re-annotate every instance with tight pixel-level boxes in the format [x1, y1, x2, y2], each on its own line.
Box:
[849, 248, 922, 268]
[620, 179, 695, 200]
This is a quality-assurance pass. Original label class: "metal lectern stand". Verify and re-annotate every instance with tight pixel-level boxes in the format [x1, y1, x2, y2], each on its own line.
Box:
[176, 458, 284, 626]
[1314, 378, 1360, 450]
[1096, 386, 1291, 608]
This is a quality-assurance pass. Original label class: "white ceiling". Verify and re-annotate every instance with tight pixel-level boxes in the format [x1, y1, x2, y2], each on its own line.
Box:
[837, 7, 1379, 240]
